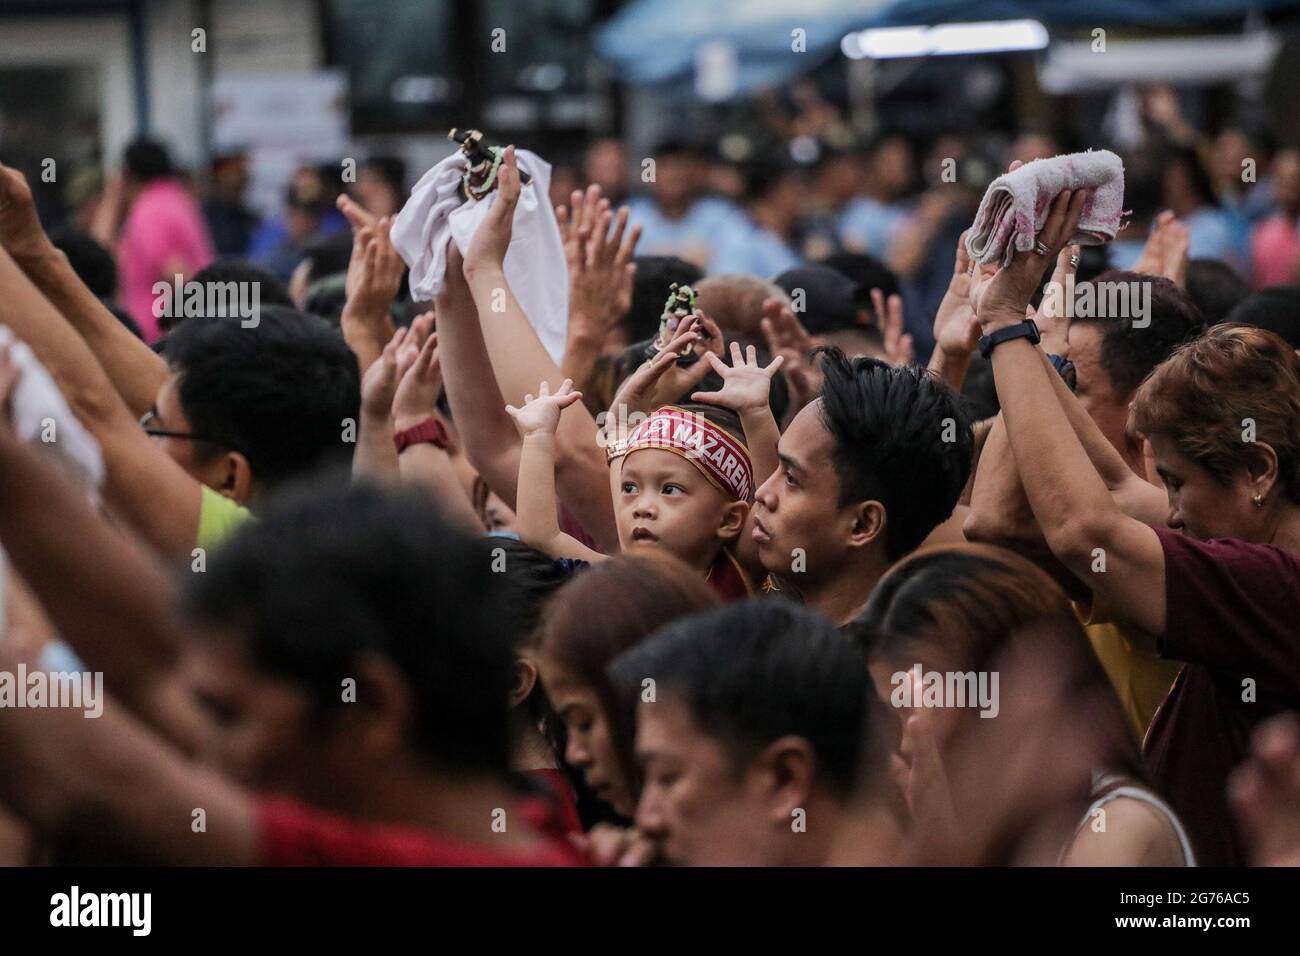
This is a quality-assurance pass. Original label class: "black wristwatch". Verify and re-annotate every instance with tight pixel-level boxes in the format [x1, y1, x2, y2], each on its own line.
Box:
[978, 319, 1041, 358]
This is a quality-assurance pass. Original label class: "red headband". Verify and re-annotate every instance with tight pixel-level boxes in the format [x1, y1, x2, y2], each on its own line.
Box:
[623, 406, 753, 501]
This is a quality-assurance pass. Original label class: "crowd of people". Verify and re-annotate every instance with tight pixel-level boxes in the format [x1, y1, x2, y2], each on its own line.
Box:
[1, 80, 1299, 868]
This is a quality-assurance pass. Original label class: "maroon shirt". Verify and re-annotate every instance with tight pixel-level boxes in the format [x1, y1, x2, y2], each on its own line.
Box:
[1144, 528, 1300, 866]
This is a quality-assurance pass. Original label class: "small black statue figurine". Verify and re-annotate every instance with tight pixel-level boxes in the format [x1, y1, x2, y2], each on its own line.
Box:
[449, 128, 532, 201]
[645, 282, 707, 366]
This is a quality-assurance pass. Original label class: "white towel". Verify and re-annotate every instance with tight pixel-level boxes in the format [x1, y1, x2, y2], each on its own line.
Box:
[0, 325, 103, 493]
[390, 149, 569, 365]
[965, 150, 1126, 267]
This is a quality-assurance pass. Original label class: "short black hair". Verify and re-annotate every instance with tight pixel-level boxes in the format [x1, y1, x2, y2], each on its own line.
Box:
[625, 256, 705, 343]
[1225, 285, 1300, 349]
[1186, 258, 1249, 328]
[191, 260, 294, 309]
[1072, 270, 1204, 399]
[360, 156, 407, 196]
[169, 260, 295, 334]
[301, 232, 356, 288]
[48, 227, 117, 299]
[823, 252, 900, 309]
[183, 481, 514, 775]
[816, 347, 973, 561]
[123, 138, 175, 183]
[163, 307, 360, 490]
[608, 599, 871, 798]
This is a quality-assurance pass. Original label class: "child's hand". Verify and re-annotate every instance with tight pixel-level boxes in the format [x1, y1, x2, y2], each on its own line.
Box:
[392, 314, 442, 431]
[691, 342, 783, 414]
[505, 378, 582, 438]
[463, 145, 521, 279]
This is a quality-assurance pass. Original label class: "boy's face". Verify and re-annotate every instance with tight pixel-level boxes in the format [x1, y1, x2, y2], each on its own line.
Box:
[616, 448, 746, 571]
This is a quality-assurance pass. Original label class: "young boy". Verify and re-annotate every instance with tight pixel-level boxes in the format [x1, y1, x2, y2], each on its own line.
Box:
[506, 332, 782, 600]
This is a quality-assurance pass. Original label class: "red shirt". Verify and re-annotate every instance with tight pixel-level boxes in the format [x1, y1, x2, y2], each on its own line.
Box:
[706, 547, 755, 602]
[257, 795, 588, 867]
[527, 769, 583, 835]
[1144, 528, 1300, 866]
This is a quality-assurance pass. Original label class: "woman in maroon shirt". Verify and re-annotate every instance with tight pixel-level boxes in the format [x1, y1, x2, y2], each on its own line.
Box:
[972, 184, 1300, 865]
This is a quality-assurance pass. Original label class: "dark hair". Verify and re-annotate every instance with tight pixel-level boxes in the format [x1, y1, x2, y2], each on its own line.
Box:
[360, 156, 407, 198]
[301, 232, 356, 288]
[1071, 270, 1204, 399]
[163, 307, 360, 491]
[191, 260, 294, 309]
[48, 227, 117, 299]
[856, 544, 1147, 785]
[183, 481, 514, 775]
[823, 251, 901, 311]
[608, 599, 872, 798]
[1119, 151, 1164, 228]
[492, 538, 584, 754]
[625, 256, 705, 342]
[816, 347, 973, 560]
[123, 138, 175, 183]
[169, 260, 296, 334]
[1225, 285, 1300, 349]
[1185, 259, 1249, 328]
[540, 554, 718, 803]
[1167, 146, 1218, 207]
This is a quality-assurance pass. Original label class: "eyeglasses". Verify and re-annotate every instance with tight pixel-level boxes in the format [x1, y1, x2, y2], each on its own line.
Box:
[138, 407, 218, 443]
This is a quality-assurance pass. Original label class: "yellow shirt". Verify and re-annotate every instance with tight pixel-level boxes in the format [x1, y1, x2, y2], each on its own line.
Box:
[196, 484, 253, 553]
[1076, 601, 1182, 741]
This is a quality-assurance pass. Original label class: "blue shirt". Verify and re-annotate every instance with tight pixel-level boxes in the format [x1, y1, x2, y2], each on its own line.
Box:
[625, 196, 749, 272]
[711, 222, 802, 279]
[839, 197, 911, 258]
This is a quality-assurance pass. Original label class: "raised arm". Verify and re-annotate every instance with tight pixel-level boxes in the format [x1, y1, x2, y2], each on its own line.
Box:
[0, 163, 166, 416]
[0, 243, 205, 562]
[459, 147, 617, 551]
[0, 644, 258, 866]
[390, 329, 482, 534]
[972, 188, 1167, 636]
[0, 361, 210, 748]
[505, 379, 607, 563]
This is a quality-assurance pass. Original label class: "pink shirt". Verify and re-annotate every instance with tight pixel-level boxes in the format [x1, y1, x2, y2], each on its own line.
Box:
[1249, 214, 1300, 289]
[118, 178, 215, 342]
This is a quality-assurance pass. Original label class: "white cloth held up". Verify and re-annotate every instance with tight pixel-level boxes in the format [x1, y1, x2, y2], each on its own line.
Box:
[390, 148, 569, 365]
[965, 149, 1127, 267]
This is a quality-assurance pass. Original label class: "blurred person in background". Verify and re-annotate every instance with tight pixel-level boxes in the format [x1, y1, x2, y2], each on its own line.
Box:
[710, 157, 804, 278]
[203, 152, 261, 258]
[91, 138, 214, 343]
[354, 156, 407, 220]
[584, 138, 628, 206]
[625, 140, 746, 272]
[248, 165, 346, 282]
[1250, 147, 1300, 288]
[839, 132, 916, 259]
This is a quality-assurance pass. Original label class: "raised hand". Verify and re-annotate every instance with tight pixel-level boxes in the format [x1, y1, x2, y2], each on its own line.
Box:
[345, 216, 405, 316]
[971, 188, 1091, 334]
[932, 230, 985, 360]
[392, 325, 443, 432]
[692, 341, 784, 414]
[359, 325, 414, 419]
[337, 192, 378, 233]
[1133, 210, 1190, 288]
[0, 163, 52, 264]
[561, 192, 641, 346]
[1034, 244, 1081, 355]
[505, 378, 583, 439]
[871, 287, 914, 367]
[463, 145, 521, 278]
[759, 296, 821, 414]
